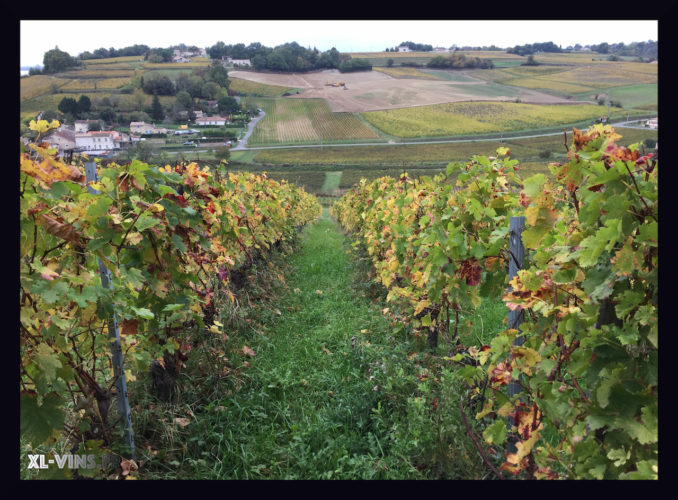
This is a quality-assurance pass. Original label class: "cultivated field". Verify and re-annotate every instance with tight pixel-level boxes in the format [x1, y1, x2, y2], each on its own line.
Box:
[20, 75, 70, 101]
[242, 97, 381, 145]
[59, 76, 133, 91]
[141, 58, 211, 70]
[228, 77, 298, 97]
[238, 140, 541, 166]
[81, 56, 144, 65]
[230, 69, 578, 113]
[234, 127, 657, 169]
[373, 67, 440, 80]
[360, 101, 632, 138]
[599, 84, 658, 110]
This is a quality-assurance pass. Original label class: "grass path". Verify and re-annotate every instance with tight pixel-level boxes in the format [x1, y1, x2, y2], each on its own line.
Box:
[139, 212, 492, 479]
[164, 214, 425, 479]
[321, 171, 343, 194]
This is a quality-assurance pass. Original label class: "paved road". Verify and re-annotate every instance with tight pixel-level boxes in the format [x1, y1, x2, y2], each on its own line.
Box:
[231, 111, 266, 151]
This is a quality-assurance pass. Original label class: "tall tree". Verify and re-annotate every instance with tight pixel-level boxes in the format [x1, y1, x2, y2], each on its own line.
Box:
[150, 94, 165, 122]
[217, 96, 240, 114]
[58, 97, 78, 115]
[77, 95, 92, 116]
[43, 46, 79, 73]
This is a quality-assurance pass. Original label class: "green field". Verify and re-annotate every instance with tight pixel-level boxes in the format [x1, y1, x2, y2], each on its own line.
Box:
[360, 101, 632, 138]
[231, 126, 657, 171]
[594, 84, 658, 109]
[236, 140, 541, 167]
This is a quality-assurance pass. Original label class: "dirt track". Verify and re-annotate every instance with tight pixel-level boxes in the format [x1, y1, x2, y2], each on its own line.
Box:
[229, 69, 586, 112]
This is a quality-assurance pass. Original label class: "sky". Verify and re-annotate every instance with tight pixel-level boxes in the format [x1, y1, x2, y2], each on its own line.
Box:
[20, 20, 658, 68]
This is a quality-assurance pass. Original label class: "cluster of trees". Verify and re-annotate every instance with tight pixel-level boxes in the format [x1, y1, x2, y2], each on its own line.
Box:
[506, 41, 563, 56]
[338, 58, 372, 72]
[208, 41, 348, 72]
[33, 47, 81, 74]
[146, 48, 174, 63]
[426, 53, 494, 69]
[57, 95, 91, 118]
[455, 45, 503, 51]
[522, 54, 539, 66]
[78, 44, 150, 60]
[386, 41, 434, 52]
[77, 43, 207, 62]
[253, 43, 343, 72]
[137, 63, 230, 98]
[588, 40, 657, 59]
[207, 41, 270, 60]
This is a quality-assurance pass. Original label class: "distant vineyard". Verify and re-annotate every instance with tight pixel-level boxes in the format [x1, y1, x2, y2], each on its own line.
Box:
[361, 101, 631, 138]
[59, 77, 133, 91]
[20, 75, 70, 102]
[244, 98, 380, 145]
[82, 56, 144, 65]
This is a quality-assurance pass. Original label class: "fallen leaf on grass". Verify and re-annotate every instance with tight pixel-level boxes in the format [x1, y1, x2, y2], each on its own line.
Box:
[242, 345, 256, 357]
[323, 347, 333, 355]
[174, 417, 191, 428]
[120, 458, 138, 476]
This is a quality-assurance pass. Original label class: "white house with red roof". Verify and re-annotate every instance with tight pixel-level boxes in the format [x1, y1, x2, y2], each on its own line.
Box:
[195, 115, 228, 126]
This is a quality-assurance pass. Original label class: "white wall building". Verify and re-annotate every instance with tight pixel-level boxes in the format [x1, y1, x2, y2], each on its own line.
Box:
[195, 116, 227, 126]
[129, 121, 169, 135]
[222, 57, 252, 66]
[75, 131, 116, 152]
[397, 45, 411, 52]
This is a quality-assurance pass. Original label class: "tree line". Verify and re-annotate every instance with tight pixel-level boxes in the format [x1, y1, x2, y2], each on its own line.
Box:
[426, 53, 494, 70]
[207, 41, 352, 72]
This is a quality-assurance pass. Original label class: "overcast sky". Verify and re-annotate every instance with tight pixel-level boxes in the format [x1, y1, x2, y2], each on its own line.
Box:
[20, 20, 658, 68]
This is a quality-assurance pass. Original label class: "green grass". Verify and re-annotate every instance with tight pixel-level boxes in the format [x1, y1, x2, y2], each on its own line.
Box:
[597, 84, 657, 109]
[135, 216, 492, 479]
[321, 171, 342, 194]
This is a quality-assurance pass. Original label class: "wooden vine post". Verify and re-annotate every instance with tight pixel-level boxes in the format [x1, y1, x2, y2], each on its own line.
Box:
[506, 216, 525, 453]
[84, 161, 136, 462]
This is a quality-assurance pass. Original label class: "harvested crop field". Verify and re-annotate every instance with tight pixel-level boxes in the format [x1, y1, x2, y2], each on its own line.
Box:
[229, 69, 580, 112]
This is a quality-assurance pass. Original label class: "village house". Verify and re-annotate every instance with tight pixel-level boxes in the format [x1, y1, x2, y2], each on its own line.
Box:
[47, 129, 76, 154]
[110, 130, 132, 149]
[195, 115, 228, 126]
[221, 56, 252, 66]
[397, 45, 412, 52]
[433, 47, 449, 53]
[129, 121, 169, 135]
[646, 118, 658, 129]
[74, 119, 101, 133]
[75, 131, 116, 153]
